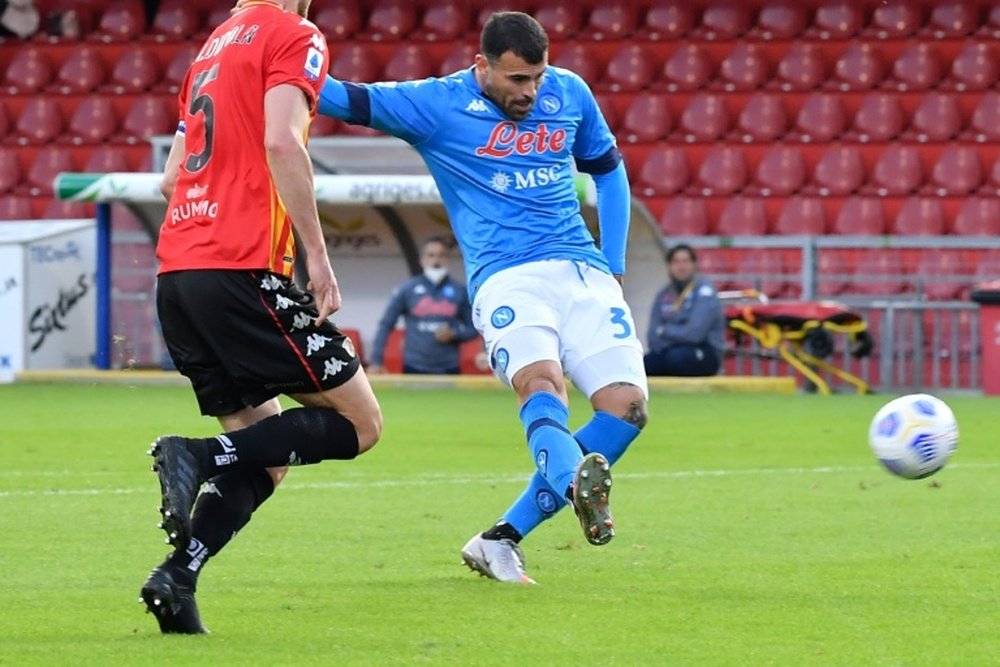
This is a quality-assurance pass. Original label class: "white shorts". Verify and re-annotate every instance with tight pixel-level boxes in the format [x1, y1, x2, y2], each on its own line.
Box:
[472, 260, 648, 399]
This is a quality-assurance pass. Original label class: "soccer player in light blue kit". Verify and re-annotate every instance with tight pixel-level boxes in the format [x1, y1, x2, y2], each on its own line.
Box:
[318, 11, 649, 583]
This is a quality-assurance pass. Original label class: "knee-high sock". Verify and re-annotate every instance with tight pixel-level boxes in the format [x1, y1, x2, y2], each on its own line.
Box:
[501, 411, 640, 539]
[519, 392, 582, 498]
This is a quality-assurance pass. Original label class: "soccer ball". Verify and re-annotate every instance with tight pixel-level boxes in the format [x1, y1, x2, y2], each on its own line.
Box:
[868, 393, 958, 479]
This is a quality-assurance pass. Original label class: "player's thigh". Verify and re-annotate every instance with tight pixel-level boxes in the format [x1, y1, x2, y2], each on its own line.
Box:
[289, 367, 382, 453]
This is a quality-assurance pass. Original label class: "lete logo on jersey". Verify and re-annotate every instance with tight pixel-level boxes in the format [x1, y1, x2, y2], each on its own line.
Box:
[475, 122, 567, 158]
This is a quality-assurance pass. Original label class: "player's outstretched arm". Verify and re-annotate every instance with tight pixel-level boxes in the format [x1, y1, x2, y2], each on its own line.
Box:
[591, 160, 631, 282]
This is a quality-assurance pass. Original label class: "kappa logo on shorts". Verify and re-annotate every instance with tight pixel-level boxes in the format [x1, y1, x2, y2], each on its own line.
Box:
[306, 333, 333, 356]
[491, 306, 515, 329]
[275, 294, 295, 310]
[292, 312, 312, 331]
[260, 275, 282, 291]
[323, 358, 349, 380]
[535, 489, 558, 515]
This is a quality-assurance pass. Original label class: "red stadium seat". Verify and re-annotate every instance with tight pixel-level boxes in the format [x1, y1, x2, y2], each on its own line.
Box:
[952, 198, 1000, 236]
[752, 145, 806, 196]
[587, 1, 639, 40]
[926, 1, 978, 37]
[982, 5, 1000, 37]
[906, 93, 962, 142]
[642, 1, 694, 40]
[602, 44, 654, 92]
[658, 197, 709, 236]
[886, 43, 943, 91]
[736, 250, 789, 297]
[383, 45, 435, 81]
[734, 93, 788, 143]
[636, 146, 689, 196]
[715, 198, 768, 236]
[773, 198, 827, 235]
[947, 43, 999, 91]
[831, 43, 885, 91]
[65, 96, 119, 145]
[474, 0, 529, 30]
[925, 146, 983, 196]
[594, 94, 618, 131]
[43, 199, 95, 219]
[330, 44, 380, 83]
[417, 0, 469, 42]
[107, 46, 161, 93]
[92, 0, 146, 42]
[917, 249, 968, 300]
[121, 96, 174, 143]
[51, 45, 106, 94]
[811, 146, 864, 196]
[12, 97, 64, 146]
[847, 92, 904, 142]
[693, 146, 747, 196]
[662, 44, 712, 92]
[0, 196, 34, 220]
[753, 3, 807, 39]
[3, 46, 53, 94]
[832, 197, 886, 235]
[83, 146, 132, 172]
[24, 146, 77, 196]
[816, 251, 853, 296]
[808, 2, 863, 39]
[460, 337, 491, 375]
[772, 43, 826, 92]
[158, 44, 199, 94]
[621, 94, 672, 143]
[204, 3, 236, 35]
[550, 43, 599, 85]
[867, 145, 923, 196]
[980, 156, 1000, 196]
[533, 1, 582, 39]
[677, 94, 730, 142]
[968, 92, 1000, 142]
[439, 44, 476, 77]
[149, 0, 203, 41]
[0, 151, 22, 195]
[698, 4, 751, 40]
[0, 103, 7, 140]
[717, 43, 768, 92]
[852, 250, 910, 295]
[892, 198, 945, 236]
[790, 93, 845, 142]
[366, 0, 417, 41]
[868, 0, 923, 38]
[313, 0, 362, 41]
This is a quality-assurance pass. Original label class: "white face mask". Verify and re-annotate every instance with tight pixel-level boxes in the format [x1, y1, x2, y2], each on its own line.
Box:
[423, 266, 448, 285]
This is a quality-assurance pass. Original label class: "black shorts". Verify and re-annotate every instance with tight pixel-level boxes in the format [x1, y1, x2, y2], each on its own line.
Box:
[157, 269, 361, 416]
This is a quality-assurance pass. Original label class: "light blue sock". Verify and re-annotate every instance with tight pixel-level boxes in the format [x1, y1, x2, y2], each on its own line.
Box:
[519, 391, 582, 499]
[502, 411, 641, 538]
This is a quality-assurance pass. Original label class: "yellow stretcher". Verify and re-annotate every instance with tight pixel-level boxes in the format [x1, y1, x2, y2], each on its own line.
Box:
[724, 300, 874, 395]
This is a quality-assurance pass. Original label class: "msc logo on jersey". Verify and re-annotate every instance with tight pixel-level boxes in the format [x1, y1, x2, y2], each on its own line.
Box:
[491, 306, 515, 328]
[304, 47, 324, 80]
[465, 99, 488, 113]
[539, 95, 561, 114]
[489, 165, 563, 193]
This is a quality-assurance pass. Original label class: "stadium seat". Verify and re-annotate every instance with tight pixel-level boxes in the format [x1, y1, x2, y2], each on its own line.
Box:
[0, 103, 7, 140]
[641, 1, 694, 40]
[832, 197, 886, 235]
[816, 251, 852, 295]
[952, 198, 1000, 236]
[773, 198, 828, 235]
[621, 94, 672, 143]
[460, 337, 490, 375]
[917, 249, 968, 300]
[886, 43, 943, 91]
[636, 146, 689, 196]
[692, 146, 747, 196]
[121, 96, 174, 144]
[24, 146, 76, 196]
[148, 0, 203, 41]
[83, 145, 132, 172]
[752, 145, 806, 196]
[831, 43, 885, 91]
[602, 44, 654, 92]
[715, 198, 768, 236]
[313, 0, 362, 41]
[50, 45, 106, 94]
[677, 94, 730, 142]
[550, 43, 599, 84]
[43, 199, 95, 219]
[107, 46, 161, 94]
[662, 44, 712, 92]
[790, 93, 845, 142]
[981, 156, 1000, 195]
[697, 4, 751, 40]
[906, 93, 962, 142]
[11, 97, 64, 146]
[0, 196, 34, 220]
[366, 0, 417, 41]
[533, 0, 582, 39]
[330, 44, 380, 83]
[587, 1, 638, 40]
[203, 3, 235, 35]
[658, 197, 709, 236]
[808, 2, 864, 39]
[474, 0, 529, 30]
[2, 46, 54, 94]
[383, 45, 435, 81]
[968, 92, 1000, 142]
[867, 145, 924, 197]
[868, 0, 923, 38]
[92, 0, 146, 42]
[158, 44, 199, 94]
[65, 96, 118, 145]
[717, 43, 768, 91]
[925, 146, 983, 196]
[771, 43, 826, 92]
[752, 2, 807, 39]
[381, 328, 403, 372]
[439, 43, 476, 77]
[734, 93, 788, 143]
[892, 198, 945, 236]
[595, 94, 618, 131]
[926, 1, 978, 37]
[810, 146, 864, 196]
[0, 151, 22, 195]
[736, 250, 789, 297]
[846, 92, 904, 142]
[946, 43, 999, 91]
[982, 4, 1000, 37]
[416, 0, 469, 42]
[851, 250, 910, 295]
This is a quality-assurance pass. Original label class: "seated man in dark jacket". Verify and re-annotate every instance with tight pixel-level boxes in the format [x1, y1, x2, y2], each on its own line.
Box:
[644, 244, 726, 377]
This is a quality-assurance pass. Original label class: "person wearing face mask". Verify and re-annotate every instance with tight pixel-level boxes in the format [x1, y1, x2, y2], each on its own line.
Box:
[368, 236, 477, 375]
[644, 243, 726, 377]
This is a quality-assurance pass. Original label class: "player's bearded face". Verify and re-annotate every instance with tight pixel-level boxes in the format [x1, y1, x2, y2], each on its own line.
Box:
[478, 51, 547, 121]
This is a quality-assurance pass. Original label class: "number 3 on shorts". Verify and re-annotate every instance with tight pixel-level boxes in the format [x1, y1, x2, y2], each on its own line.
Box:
[609, 307, 631, 339]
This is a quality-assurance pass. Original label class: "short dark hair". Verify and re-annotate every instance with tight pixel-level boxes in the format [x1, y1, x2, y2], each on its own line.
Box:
[666, 243, 697, 263]
[421, 235, 451, 252]
[480, 11, 549, 64]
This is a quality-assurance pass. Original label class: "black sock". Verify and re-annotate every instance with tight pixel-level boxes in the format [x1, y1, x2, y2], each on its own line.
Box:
[165, 467, 275, 588]
[185, 407, 360, 478]
[481, 520, 523, 543]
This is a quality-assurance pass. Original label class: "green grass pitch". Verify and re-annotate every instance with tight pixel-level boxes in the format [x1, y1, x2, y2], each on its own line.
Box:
[1, 383, 998, 666]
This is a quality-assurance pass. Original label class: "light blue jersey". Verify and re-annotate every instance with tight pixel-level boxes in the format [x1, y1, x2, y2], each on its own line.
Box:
[318, 66, 627, 299]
